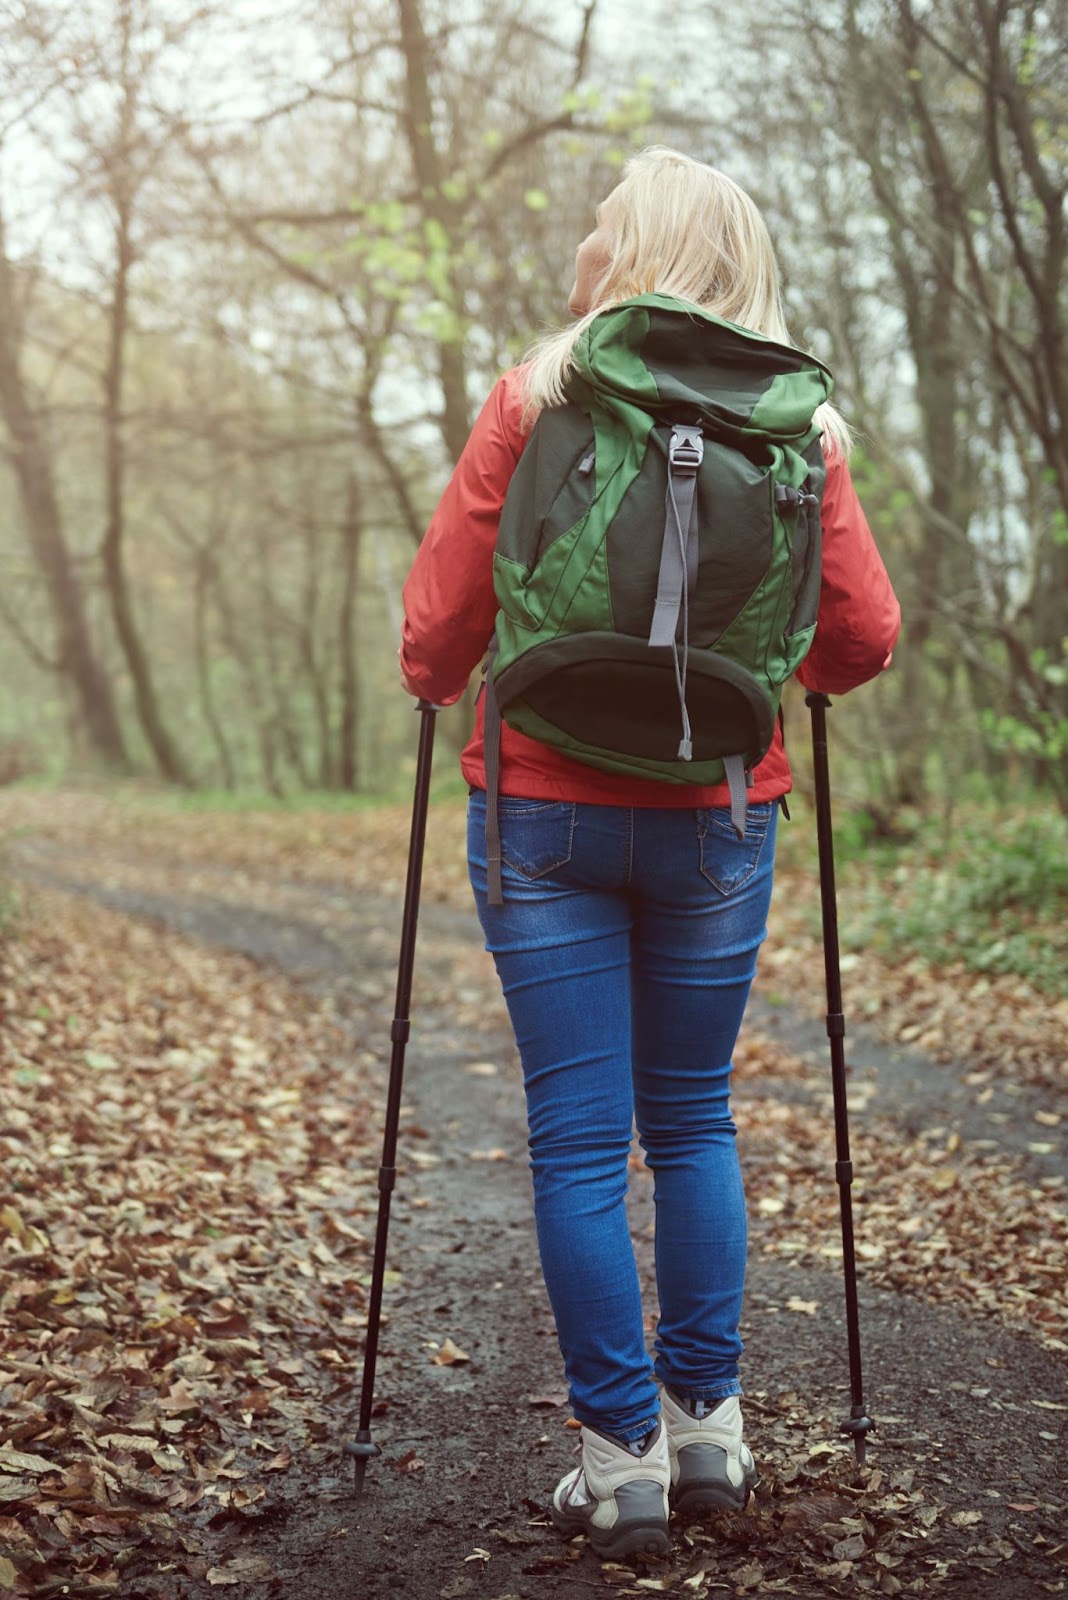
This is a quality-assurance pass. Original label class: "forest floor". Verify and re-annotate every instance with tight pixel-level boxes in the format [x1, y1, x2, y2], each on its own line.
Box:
[0, 790, 1066, 1600]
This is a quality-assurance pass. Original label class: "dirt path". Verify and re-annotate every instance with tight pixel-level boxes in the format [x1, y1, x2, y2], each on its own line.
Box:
[10, 838, 1068, 1599]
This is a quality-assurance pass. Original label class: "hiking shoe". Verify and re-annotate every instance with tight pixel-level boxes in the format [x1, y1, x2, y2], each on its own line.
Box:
[661, 1390, 757, 1516]
[550, 1419, 671, 1559]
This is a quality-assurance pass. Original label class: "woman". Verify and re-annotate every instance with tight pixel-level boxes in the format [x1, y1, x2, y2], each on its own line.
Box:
[400, 147, 900, 1559]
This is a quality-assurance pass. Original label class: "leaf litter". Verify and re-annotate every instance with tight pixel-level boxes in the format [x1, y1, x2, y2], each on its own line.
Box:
[0, 884, 375, 1594]
[1, 791, 1066, 1596]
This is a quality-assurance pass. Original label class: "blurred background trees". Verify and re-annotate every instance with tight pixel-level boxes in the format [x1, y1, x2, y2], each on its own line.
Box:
[0, 0, 1064, 815]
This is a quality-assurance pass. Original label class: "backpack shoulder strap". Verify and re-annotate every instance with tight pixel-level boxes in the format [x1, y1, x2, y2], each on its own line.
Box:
[482, 635, 504, 906]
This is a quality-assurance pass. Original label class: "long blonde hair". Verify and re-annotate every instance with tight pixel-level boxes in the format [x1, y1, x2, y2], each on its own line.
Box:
[523, 146, 850, 456]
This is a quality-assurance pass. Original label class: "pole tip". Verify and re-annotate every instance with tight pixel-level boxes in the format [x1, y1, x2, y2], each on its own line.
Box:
[343, 1435, 381, 1495]
[840, 1411, 875, 1466]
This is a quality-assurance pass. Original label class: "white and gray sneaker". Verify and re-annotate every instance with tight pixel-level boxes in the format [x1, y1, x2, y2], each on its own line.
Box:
[661, 1389, 758, 1517]
[550, 1419, 671, 1559]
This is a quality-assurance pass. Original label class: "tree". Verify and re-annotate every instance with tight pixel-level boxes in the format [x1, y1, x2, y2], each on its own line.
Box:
[0, 207, 131, 771]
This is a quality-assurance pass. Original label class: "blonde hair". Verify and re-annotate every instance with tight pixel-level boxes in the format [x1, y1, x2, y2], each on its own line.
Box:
[523, 146, 850, 457]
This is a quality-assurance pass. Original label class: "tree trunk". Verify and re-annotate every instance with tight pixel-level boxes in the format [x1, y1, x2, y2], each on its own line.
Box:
[396, 0, 471, 464]
[213, 568, 284, 798]
[337, 476, 362, 793]
[193, 551, 236, 790]
[101, 189, 192, 786]
[0, 221, 129, 771]
[254, 526, 310, 786]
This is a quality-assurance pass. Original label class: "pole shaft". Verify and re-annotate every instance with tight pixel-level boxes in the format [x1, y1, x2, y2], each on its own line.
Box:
[806, 692, 867, 1419]
[356, 701, 438, 1437]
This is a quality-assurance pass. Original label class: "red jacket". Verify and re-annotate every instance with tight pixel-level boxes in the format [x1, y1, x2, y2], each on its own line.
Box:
[401, 366, 900, 806]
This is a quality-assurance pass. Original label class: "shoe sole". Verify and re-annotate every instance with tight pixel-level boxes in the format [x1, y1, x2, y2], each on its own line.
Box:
[550, 1505, 670, 1559]
[671, 1470, 757, 1520]
[671, 1465, 754, 1510]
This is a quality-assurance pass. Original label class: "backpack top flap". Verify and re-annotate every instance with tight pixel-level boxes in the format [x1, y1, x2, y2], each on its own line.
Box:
[568, 294, 833, 454]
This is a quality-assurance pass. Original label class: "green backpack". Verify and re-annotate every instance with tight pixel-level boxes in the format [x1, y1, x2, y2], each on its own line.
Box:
[483, 292, 833, 904]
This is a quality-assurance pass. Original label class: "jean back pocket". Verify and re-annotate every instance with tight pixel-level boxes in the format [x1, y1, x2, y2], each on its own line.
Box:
[696, 804, 772, 896]
[497, 797, 576, 880]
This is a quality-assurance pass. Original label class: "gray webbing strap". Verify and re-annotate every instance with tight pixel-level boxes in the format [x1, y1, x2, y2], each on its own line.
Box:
[650, 425, 703, 763]
[649, 483, 699, 647]
[483, 640, 504, 906]
[723, 754, 748, 841]
[649, 442, 701, 648]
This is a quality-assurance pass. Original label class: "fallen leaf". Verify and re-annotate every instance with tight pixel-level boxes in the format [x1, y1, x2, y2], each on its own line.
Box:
[98, 1432, 158, 1455]
[0, 1448, 55, 1475]
[0, 1479, 35, 1504]
[84, 1050, 119, 1070]
[433, 1338, 470, 1366]
[206, 1556, 274, 1585]
[786, 1298, 820, 1315]
[397, 1450, 424, 1474]
[732, 1562, 765, 1590]
[313, 1348, 349, 1367]
[832, 1533, 867, 1560]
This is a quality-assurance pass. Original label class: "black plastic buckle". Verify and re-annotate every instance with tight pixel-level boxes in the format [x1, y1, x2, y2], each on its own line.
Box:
[668, 424, 704, 475]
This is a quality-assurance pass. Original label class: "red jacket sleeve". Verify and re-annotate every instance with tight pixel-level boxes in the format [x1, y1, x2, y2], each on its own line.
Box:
[796, 449, 901, 695]
[400, 368, 530, 704]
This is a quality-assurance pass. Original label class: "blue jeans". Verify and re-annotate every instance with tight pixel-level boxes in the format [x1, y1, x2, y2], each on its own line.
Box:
[467, 791, 778, 1441]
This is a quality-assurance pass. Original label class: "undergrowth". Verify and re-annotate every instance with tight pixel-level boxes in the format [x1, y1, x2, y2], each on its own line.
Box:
[782, 801, 1068, 998]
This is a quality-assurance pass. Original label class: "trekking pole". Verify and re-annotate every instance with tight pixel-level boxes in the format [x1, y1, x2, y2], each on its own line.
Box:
[805, 691, 875, 1466]
[344, 698, 440, 1496]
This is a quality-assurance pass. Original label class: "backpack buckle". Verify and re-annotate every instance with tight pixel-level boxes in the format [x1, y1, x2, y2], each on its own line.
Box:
[668, 424, 704, 475]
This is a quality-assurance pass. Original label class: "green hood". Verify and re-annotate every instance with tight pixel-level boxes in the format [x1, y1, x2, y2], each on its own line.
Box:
[567, 293, 833, 447]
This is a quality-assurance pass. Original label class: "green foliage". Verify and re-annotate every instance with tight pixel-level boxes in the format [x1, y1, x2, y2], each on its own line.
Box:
[843, 447, 914, 537]
[831, 806, 1068, 997]
[979, 640, 1068, 789]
